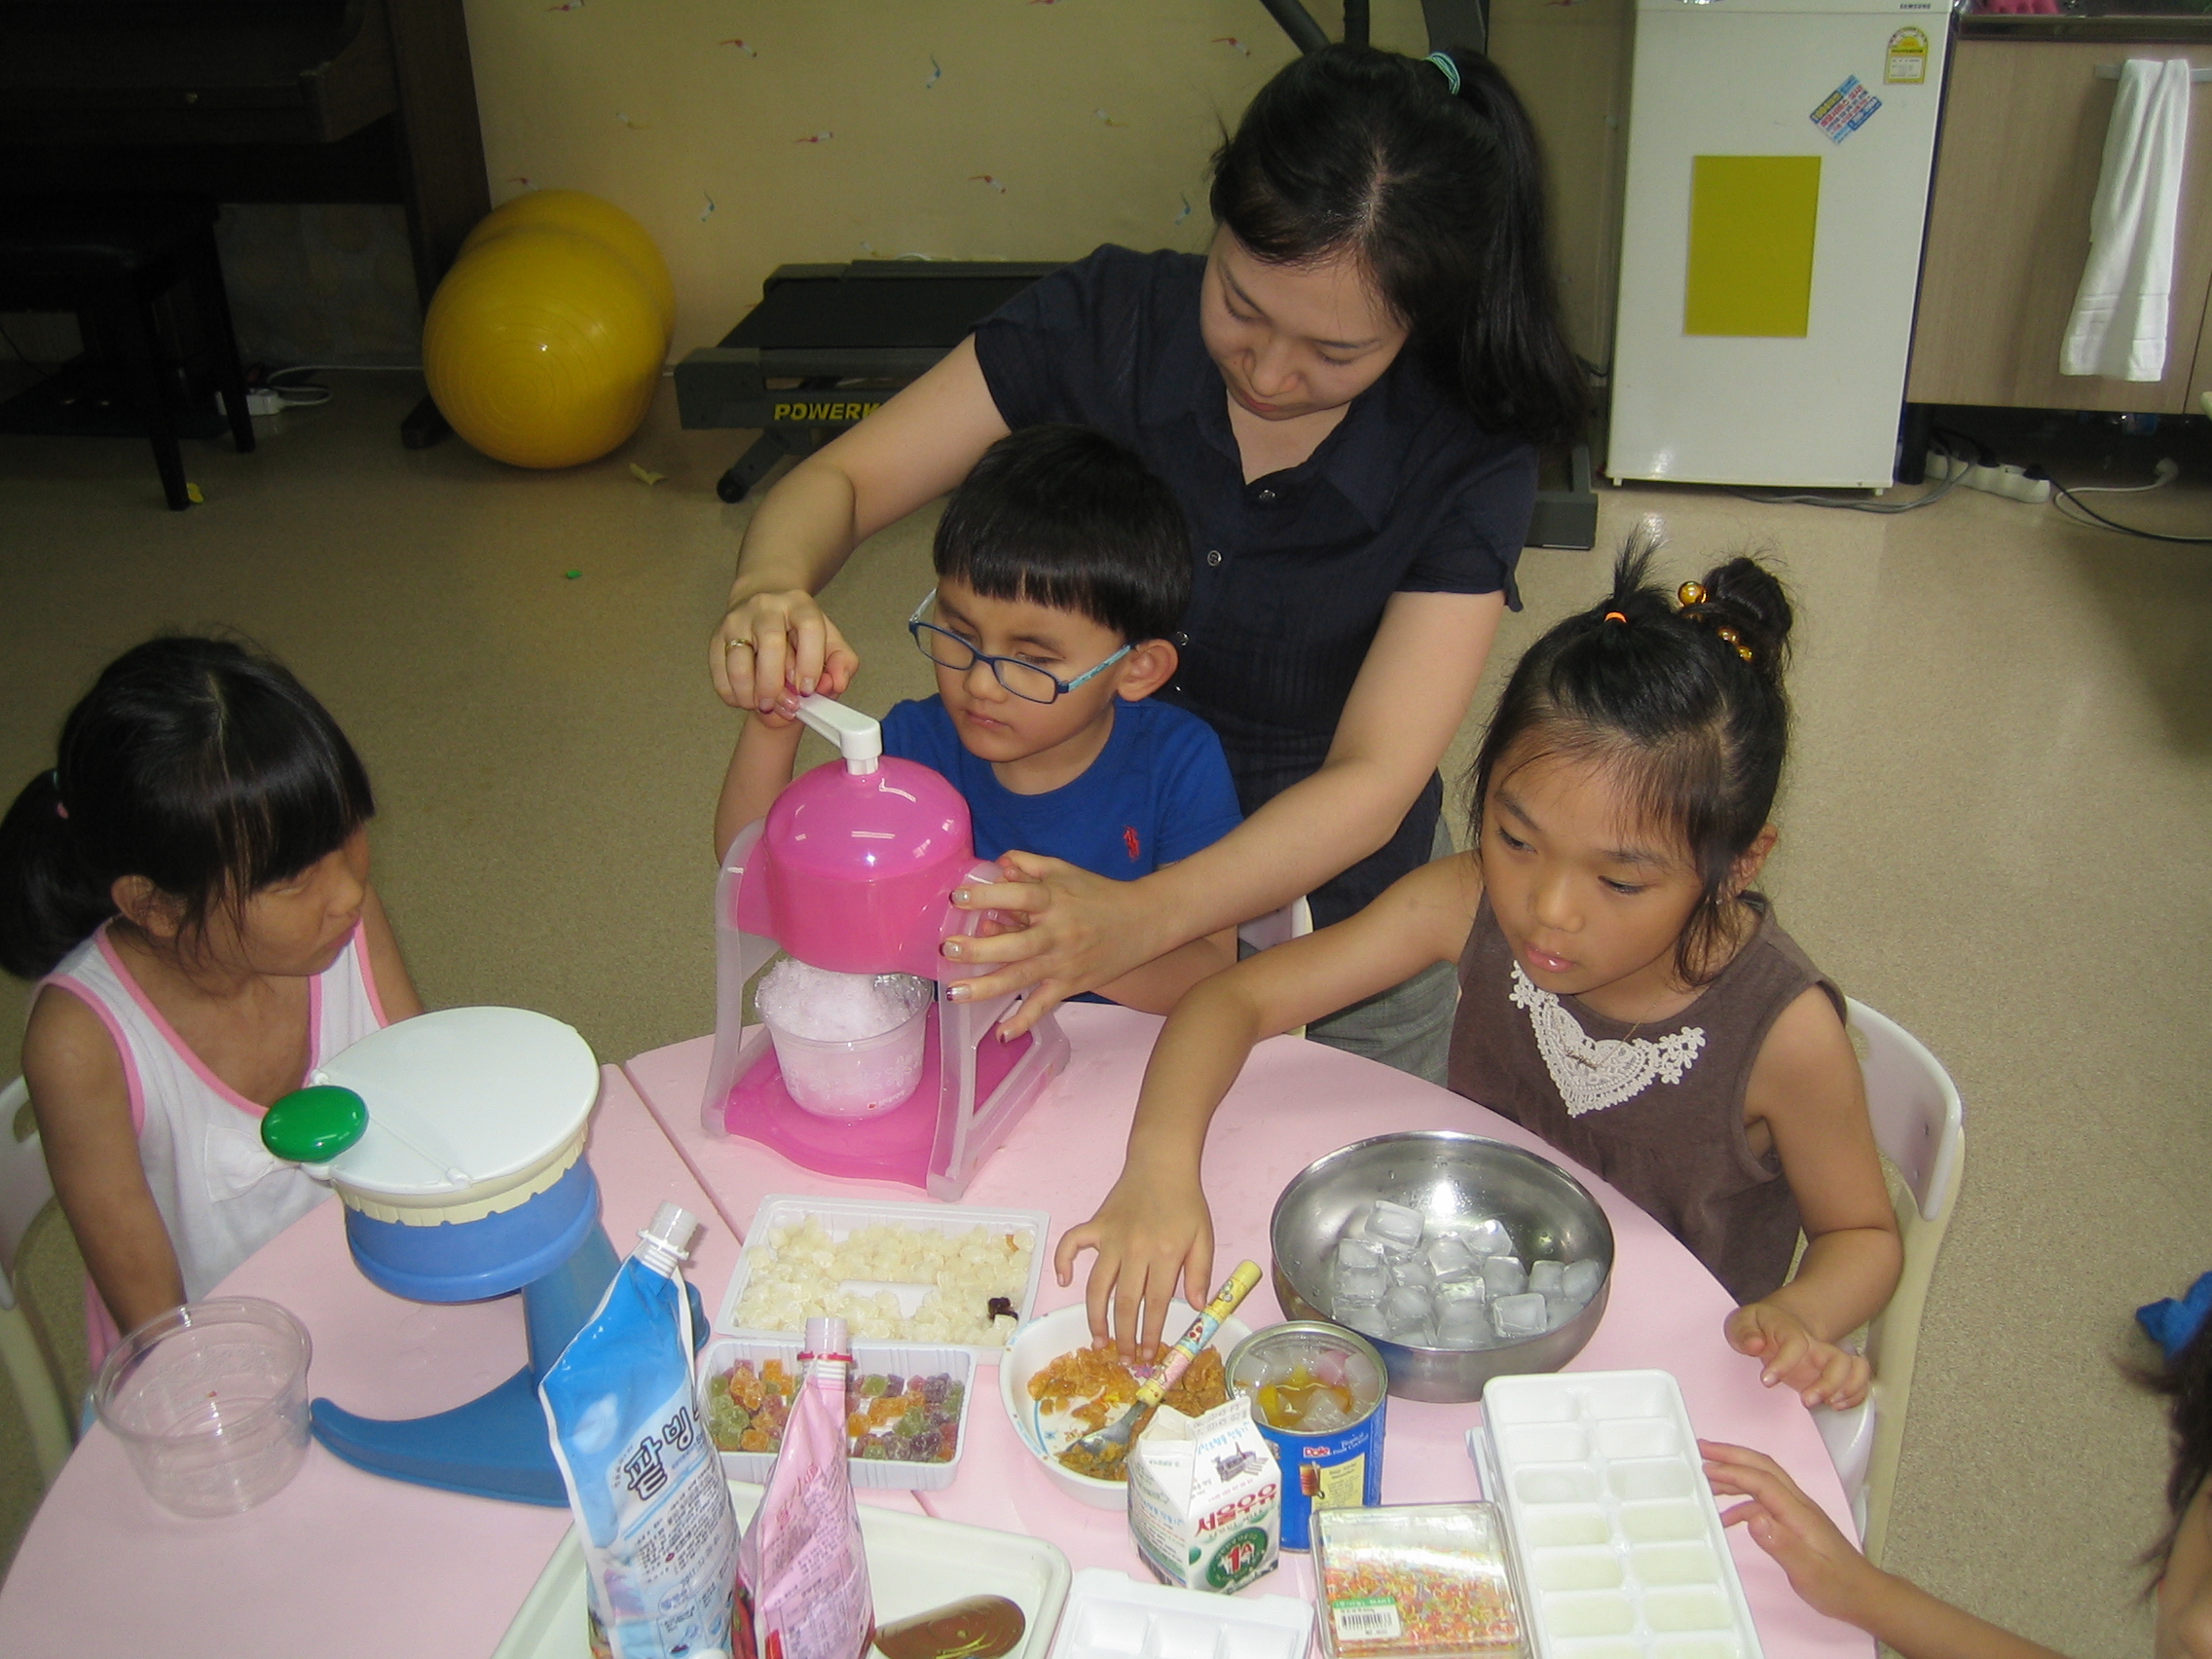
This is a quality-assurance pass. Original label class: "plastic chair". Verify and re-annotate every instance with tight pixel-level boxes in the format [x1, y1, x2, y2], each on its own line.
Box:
[0, 1076, 75, 1486]
[1811, 1000, 1966, 1566]
[1235, 896, 1313, 955]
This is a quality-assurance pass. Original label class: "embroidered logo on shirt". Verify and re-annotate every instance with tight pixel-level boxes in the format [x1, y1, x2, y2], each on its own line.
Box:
[1124, 826, 1141, 862]
[1508, 963, 1707, 1118]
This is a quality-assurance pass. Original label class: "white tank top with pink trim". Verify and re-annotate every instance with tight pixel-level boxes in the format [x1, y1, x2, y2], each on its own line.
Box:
[43, 923, 388, 1304]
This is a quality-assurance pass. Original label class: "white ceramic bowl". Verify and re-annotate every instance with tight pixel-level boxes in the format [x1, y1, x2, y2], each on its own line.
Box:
[997, 1301, 1254, 1511]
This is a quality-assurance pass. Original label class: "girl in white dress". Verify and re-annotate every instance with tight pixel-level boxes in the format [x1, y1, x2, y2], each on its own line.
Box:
[0, 637, 422, 1367]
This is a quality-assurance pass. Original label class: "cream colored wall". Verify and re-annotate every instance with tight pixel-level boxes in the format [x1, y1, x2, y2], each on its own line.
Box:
[461, 1, 1433, 356]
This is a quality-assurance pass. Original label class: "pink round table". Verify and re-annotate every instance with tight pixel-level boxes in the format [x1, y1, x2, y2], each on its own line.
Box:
[626, 1004, 1872, 1659]
[0, 1068, 925, 1659]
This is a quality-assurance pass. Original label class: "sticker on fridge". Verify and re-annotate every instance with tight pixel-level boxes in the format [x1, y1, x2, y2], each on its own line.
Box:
[1884, 28, 1930, 85]
[1810, 76, 1882, 144]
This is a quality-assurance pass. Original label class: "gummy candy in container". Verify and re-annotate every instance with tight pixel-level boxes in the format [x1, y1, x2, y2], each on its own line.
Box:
[735, 1315, 874, 1659]
[697, 1336, 975, 1491]
[1226, 1322, 1388, 1551]
[1310, 1503, 1528, 1659]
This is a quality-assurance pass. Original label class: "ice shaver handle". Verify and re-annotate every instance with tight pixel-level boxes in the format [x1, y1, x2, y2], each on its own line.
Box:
[1136, 1261, 1263, 1408]
[795, 693, 882, 775]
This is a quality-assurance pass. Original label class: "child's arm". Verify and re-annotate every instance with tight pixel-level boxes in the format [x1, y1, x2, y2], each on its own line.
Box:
[359, 886, 423, 1020]
[1054, 855, 1480, 1358]
[1089, 924, 1239, 1014]
[1729, 987, 1903, 1409]
[21, 987, 187, 1334]
[715, 705, 808, 861]
[1701, 1442, 2069, 1659]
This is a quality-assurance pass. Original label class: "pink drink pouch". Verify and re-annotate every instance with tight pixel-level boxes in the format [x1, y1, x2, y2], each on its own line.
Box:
[734, 1315, 873, 1659]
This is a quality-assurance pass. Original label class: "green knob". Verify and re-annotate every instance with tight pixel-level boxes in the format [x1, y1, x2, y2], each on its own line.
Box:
[262, 1084, 369, 1163]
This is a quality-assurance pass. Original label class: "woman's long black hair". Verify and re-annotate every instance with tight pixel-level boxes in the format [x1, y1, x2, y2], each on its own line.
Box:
[0, 636, 374, 978]
[1468, 532, 1795, 985]
[1211, 43, 1587, 448]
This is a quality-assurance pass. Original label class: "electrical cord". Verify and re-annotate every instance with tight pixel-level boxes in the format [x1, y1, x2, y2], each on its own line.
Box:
[2048, 477, 2212, 543]
[1724, 434, 1966, 514]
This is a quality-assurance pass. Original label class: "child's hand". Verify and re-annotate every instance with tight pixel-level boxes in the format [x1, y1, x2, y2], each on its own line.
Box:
[1700, 1441, 1886, 1624]
[749, 685, 806, 730]
[1053, 1170, 1213, 1363]
[1725, 1300, 1870, 1409]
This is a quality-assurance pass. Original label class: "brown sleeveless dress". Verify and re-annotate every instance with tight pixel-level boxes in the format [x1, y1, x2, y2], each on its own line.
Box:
[1446, 895, 1843, 1305]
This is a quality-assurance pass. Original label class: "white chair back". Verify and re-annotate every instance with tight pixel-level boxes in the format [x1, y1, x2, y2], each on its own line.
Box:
[1236, 896, 1313, 955]
[0, 1077, 75, 1485]
[1812, 1000, 1966, 1565]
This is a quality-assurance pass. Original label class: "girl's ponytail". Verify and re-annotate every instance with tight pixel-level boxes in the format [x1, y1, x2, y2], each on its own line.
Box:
[1679, 556, 1795, 689]
[0, 768, 114, 979]
[1211, 44, 1588, 447]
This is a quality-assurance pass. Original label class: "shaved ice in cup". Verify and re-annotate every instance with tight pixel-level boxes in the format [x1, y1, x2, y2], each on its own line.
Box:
[757, 960, 934, 1119]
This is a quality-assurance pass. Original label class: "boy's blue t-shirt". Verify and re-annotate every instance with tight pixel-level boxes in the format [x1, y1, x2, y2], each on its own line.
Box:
[880, 695, 1242, 878]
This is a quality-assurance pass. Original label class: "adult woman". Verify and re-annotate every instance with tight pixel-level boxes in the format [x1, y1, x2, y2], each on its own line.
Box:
[709, 44, 1584, 1078]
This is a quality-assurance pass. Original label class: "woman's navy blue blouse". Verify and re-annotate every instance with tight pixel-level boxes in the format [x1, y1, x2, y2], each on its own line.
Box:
[972, 244, 1536, 926]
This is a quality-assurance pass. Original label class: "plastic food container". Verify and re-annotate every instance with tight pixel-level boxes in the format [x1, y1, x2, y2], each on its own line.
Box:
[1045, 1566, 1312, 1659]
[1311, 1504, 1528, 1659]
[997, 1303, 1254, 1511]
[1472, 1369, 1764, 1659]
[765, 1001, 931, 1120]
[718, 1194, 1050, 1358]
[93, 1296, 313, 1518]
[698, 1336, 975, 1491]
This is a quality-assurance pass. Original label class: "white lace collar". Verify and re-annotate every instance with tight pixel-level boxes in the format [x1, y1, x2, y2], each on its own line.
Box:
[1508, 963, 1708, 1118]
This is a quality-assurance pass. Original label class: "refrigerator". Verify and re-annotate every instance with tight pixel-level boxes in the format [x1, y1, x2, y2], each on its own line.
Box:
[1605, 0, 1953, 489]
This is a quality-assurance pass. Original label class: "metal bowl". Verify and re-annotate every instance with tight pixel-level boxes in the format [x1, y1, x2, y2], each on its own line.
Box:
[1270, 1130, 1614, 1403]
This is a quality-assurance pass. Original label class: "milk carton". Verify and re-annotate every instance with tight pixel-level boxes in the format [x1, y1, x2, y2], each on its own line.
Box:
[1127, 1395, 1281, 1594]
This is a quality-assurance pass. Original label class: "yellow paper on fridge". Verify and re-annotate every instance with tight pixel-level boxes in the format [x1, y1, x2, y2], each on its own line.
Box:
[1684, 155, 1821, 338]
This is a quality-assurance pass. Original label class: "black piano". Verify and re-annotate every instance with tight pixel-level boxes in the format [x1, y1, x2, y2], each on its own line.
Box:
[0, 0, 490, 441]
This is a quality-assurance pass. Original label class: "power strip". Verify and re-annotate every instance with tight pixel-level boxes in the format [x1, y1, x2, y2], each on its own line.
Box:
[1925, 451, 2051, 503]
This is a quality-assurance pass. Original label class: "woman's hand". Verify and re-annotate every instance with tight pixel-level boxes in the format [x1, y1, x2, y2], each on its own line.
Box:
[943, 852, 1171, 1037]
[1053, 1167, 1215, 1363]
[709, 589, 860, 713]
[1725, 1300, 1871, 1409]
[1699, 1442, 1887, 1625]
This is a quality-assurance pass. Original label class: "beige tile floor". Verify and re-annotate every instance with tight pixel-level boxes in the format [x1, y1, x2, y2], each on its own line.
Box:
[1, 375, 2207, 1653]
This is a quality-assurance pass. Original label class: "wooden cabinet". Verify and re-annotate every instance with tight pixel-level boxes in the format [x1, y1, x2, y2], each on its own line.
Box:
[1908, 36, 2212, 414]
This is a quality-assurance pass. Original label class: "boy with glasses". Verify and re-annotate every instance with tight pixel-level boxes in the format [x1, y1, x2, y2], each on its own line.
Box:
[716, 424, 1243, 1010]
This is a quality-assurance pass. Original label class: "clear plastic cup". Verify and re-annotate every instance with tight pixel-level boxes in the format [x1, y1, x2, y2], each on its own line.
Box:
[768, 1002, 930, 1119]
[94, 1296, 313, 1517]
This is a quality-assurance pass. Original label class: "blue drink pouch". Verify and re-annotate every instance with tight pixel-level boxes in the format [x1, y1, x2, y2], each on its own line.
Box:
[541, 1202, 740, 1659]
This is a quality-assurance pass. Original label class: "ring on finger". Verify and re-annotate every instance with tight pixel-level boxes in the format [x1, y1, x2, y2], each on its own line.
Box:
[726, 638, 755, 652]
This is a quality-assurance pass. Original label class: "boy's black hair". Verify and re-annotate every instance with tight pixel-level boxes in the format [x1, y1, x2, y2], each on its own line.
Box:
[0, 636, 374, 978]
[933, 424, 1192, 645]
[1468, 532, 1794, 985]
[1211, 44, 1587, 449]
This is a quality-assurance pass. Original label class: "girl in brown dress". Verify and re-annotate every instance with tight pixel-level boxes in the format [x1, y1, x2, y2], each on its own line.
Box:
[1059, 538, 1901, 1415]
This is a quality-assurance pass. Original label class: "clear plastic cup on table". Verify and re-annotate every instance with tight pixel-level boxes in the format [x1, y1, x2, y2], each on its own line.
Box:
[93, 1296, 313, 1518]
[768, 1002, 931, 1119]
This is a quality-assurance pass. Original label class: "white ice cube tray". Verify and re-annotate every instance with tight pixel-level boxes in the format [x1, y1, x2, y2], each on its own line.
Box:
[717, 1193, 1051, 1359]
[1469, 1370, 1763, 1659]
[1045, 1567, 1312, 1659]
[697, 1336, 976, 1491]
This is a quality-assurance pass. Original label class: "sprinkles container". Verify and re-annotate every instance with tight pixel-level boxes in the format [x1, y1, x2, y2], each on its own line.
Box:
[1311, 1503, 1528, 1659]
[1227, 1322, 1387, 1550]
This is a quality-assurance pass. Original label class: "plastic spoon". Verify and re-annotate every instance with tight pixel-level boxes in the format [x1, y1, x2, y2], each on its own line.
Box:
[1065, 1260, 1263, 1463]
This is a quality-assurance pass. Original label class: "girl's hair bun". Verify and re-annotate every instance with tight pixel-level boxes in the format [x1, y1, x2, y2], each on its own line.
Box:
[1694, 557, 1793, 682]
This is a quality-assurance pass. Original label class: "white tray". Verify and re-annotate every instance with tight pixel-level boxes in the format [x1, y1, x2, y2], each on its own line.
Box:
[1046, 1567, 1312, 1659]
[718, 1193, 1051, 1359]
[699, 1336, 976, 1491]
[494, 1479, 1072, 1659]
[1470, 1370, 1763, 1659]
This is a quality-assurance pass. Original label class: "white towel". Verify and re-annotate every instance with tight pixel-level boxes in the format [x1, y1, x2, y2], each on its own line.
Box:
[2062, 58, 2193, 382]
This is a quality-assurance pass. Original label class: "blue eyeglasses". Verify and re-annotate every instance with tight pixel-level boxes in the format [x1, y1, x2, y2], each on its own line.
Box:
[906, 588, 1130, 705]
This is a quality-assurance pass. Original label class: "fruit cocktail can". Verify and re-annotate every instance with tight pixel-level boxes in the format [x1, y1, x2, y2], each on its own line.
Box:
[1227, 1322, 1387, 1550]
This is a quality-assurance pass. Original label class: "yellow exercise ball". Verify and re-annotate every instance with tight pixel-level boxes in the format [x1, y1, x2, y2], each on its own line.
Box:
[423, 226, 663, 470]
[460, 190, 675, 342]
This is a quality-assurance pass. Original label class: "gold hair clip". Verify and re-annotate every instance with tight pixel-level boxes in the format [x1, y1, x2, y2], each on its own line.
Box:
[1714, 625, 1753, 662]
[1677, 580, 1707, 608]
